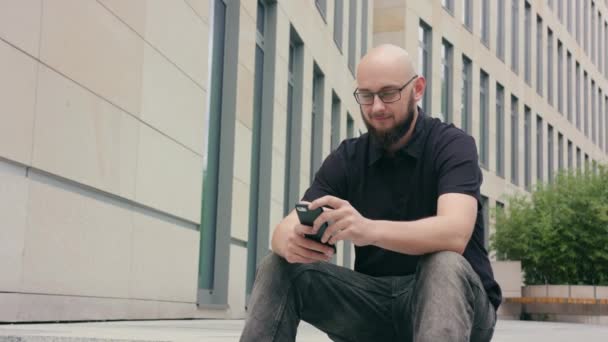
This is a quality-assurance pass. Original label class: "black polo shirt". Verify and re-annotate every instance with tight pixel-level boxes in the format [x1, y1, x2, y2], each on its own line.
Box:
[302, 109, 502, 310]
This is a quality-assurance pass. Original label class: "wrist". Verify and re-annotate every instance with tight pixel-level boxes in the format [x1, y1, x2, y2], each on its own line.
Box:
[368, 219, 382, 246]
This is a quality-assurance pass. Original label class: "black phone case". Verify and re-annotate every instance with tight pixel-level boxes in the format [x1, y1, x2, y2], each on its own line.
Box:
[295, 203, 336, 252]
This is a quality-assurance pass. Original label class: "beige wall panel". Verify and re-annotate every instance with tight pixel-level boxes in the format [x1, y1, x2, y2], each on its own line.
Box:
[0, 162, 29, 292]
[140, 44, 207, 155]
[185, 0, 210, 24]
[32, 65, 139, 199]
[228, 244, 247, 318]
[0, 0, 42, 57]
[39, 0, 144, 117]
[238, 7, 256, 75]
[0, 293, 19, 322]
[21, 174, 132, 298]
[271, 149, 285, 204]
[269, 199, 284, 247]
[272, 103, 288, 156]
[129, 211, 198, 303]
[100, 0, 209, 87]
[234, 121, 253, 184]
[235, 63, 255, 129]
[230, 178, 250, 242]
[0, 40, 37, 166]
[135, 124, 202, 223]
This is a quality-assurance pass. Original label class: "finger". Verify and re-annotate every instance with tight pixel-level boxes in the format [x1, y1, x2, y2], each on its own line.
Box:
[328, 227, 350, 245]
[294, 223, 315, 236]
[309, 195, 346, 211]
[286, 253, 317, 264]
[292, 244, 331, 262]
[295, 235, 335, 256]
[314, 206, 353, 233]
[312, 207, 340, 233]
[321, 217, 349, 243]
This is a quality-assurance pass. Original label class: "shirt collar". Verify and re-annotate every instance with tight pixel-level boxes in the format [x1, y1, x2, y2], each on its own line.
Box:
[368, 107, 428, 166]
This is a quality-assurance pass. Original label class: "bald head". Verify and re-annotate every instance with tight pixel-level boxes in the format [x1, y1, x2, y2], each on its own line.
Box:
[356, 44, 416, 89]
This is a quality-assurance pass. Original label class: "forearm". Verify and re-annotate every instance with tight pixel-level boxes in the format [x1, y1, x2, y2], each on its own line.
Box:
[370, 215, 471, 255]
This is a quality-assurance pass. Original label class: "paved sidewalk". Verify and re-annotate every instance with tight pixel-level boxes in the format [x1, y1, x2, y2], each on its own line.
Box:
[1, 319, 608, 341]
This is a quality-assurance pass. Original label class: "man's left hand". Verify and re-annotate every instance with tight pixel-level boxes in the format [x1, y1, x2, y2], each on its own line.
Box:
[309, 196, 377, 246]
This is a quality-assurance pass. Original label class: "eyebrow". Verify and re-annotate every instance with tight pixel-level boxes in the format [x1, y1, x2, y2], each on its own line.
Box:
[357, 85, 402, 92]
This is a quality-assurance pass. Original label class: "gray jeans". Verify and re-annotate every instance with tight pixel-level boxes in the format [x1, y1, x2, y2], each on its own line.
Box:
[240, 251, 496, 342]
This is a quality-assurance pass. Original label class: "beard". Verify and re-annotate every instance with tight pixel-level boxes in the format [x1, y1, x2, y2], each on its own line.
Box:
[361, 93, 417, 150]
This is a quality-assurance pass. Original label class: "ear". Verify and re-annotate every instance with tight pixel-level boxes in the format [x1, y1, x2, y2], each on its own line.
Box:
[412, 76, 426, 102]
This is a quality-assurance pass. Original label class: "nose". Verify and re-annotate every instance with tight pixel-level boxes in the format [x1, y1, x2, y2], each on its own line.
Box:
[370, 94, 387, 113]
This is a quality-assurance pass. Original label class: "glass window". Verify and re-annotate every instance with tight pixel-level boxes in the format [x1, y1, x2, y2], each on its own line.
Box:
[333, 0, 343, 51]
[331, 92, 341, 150]
[284, 35, 303, 216]
[481, 0, 490, 45]
[537, 115, 544, 183]
[461, 56, 473, 134]
[511, 0, 520, 73]
[567, 51, 573, 122]
[441, 39, 454, 123]
[568, 0, 573, 33]
[442, 0, 455, 13]
[315, 0, 327, 21]
[558, 40, 564, 114]
[548, 125, 554, 182]
[496, 84, 505, 178]
[524, 107, 532, 189]
[481, 196, 490, 248]
[584, 71, 589, 137]
[361, 0, 368, 57]
[525, 2, 532, 85]
[497, 0, 506, 61]
[537, 16, 544, 96]
[568, 139, 573, 169]
[592, 1, 596, 64]
[419, 21, 433, 113]
[463, 0, 473, 29]
[592, 80, 597, 144]
[480, 70, 490, 168]
[576, 62, 581, 130]
[548, 28, 554, 106]
[311, 64, 325, 184]
[511, 95, 520, 185]
[558, 132, 564, 171]
[348, 1, 357, 76]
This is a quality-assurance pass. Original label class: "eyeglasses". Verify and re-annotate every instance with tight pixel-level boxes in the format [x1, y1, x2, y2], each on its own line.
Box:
[353, 75, 418, 105]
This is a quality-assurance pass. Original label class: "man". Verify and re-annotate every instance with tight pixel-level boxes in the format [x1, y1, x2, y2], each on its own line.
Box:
[240, 44, 501, 342]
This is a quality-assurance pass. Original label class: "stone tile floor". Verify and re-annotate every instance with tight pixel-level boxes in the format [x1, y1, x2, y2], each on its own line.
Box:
[1, 319, 608, 341]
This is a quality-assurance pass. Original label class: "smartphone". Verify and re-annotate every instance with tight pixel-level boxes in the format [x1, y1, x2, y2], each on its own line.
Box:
[295, 203, 336, 252]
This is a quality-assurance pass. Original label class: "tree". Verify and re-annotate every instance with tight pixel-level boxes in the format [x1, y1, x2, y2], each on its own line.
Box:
[491, 166, 608, 285]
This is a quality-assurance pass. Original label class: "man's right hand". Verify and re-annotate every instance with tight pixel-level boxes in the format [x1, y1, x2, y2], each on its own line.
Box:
[283, 223, 335, 264]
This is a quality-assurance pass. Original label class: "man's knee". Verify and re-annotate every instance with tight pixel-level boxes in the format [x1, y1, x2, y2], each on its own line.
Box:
[256, 253, 289, 280]
[417, 251, 471, 283]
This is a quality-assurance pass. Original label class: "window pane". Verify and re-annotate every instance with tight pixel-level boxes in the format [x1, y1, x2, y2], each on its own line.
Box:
[511, 96, 519, 185]
[461, 56, 472, 134]
[441, 39, 453, 123]
[480, 71, 490, 168]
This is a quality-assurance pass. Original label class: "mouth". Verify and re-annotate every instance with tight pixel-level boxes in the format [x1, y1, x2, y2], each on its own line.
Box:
[371, 115, 392, 122]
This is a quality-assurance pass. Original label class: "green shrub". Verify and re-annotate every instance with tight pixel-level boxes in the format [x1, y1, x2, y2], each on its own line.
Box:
[491, 166, 608, 285]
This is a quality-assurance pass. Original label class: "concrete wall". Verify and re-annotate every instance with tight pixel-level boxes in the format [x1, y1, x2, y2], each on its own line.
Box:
[0, 0, 213, 322]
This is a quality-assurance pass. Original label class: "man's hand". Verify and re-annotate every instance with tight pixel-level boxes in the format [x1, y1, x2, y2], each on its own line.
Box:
[309, 196, 377, 246]
[283, 223, 335, 264]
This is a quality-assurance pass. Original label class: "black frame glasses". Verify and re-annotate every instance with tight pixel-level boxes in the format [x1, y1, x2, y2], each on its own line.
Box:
[353, 75, 418, 105]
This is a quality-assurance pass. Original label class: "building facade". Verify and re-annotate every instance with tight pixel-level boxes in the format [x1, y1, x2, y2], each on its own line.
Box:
[1, 0, 605, 322]
[0, 0, 370, 321]
[376, 0, 608, 249]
